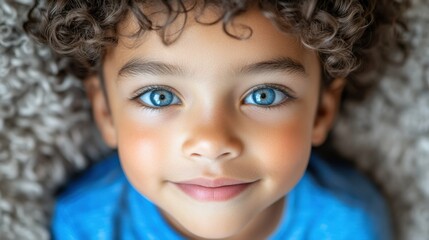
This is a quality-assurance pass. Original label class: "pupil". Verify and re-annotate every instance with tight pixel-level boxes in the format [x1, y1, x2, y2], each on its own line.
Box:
[261, 93, 266, 99]
[160, 94, 165, 100]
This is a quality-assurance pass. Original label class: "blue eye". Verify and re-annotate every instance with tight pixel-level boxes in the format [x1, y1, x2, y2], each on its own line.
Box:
[137, 87, 181, 108]
[243, 86, 289, 106]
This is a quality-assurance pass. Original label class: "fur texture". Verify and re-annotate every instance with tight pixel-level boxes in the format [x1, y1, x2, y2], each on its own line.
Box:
[0, 0, 427, 239]
[332, 0, 429, 239]
[0, 1, 105, 239]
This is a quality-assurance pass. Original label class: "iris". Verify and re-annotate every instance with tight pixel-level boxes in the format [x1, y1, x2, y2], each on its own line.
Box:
[252, 88, 275, 105]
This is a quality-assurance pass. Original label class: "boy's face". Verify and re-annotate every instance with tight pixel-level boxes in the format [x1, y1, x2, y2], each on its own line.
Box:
[88, 6, 343, 239]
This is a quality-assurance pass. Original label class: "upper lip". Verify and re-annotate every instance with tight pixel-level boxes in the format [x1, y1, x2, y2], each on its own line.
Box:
[174, 178, 257, 188]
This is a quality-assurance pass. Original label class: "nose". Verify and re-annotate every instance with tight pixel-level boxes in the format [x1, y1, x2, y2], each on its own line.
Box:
[182, 116, 243, 163]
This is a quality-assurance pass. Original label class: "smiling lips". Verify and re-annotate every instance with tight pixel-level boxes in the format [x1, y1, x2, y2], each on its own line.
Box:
[174, 178, 255, 201]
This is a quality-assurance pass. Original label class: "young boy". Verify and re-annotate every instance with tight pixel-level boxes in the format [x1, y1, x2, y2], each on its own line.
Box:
[26, 0, 405, 239]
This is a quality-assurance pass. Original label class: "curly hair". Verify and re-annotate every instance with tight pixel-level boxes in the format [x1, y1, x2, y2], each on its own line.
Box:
[25, 0, 409, 99]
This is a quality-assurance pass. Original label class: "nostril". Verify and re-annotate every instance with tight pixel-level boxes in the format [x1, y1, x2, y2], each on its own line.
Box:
[189, 152, 231, 161]
[218, 152, 231, 159]
[190, 153, 202, 158]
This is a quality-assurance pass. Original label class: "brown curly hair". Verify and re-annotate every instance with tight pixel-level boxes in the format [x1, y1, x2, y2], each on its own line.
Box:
[25, 0, 409, 99]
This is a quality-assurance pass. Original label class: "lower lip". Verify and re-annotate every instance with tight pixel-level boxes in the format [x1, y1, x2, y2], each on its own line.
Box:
[175, 183, 253, 201]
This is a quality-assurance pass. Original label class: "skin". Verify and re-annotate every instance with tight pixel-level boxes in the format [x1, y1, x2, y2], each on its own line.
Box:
[85, 5, 344, 240]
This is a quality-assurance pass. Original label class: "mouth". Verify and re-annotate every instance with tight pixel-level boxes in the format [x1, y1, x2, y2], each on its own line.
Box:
[173, 178, 257, 202]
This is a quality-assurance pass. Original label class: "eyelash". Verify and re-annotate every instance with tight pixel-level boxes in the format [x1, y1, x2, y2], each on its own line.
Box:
[129, 84, 296, 112]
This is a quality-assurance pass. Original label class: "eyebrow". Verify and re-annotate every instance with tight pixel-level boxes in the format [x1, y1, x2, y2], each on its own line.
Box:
[117, 56, 306, 80]
[238, 57, 306, 75]
[118, 58, 186, 78]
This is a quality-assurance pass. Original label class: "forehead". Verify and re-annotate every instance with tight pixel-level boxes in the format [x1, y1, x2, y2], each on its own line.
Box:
[103, 4, 320, 82]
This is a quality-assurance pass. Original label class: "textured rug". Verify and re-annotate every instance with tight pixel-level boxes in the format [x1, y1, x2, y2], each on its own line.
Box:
[332, 0, 429, 239]
[0, 0, 427, 239]
[0, 1, 106, 239]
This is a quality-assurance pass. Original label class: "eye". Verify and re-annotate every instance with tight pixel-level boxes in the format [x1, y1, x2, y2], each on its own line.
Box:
[135, 86, 181, 108]
[243, 85, 291, 107]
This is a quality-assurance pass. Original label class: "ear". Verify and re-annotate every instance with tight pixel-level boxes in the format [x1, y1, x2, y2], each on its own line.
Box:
[311, 78, 345, 146]
[84, 75, 118, 148]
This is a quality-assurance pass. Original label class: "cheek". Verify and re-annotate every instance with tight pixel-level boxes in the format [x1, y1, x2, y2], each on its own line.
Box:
[246, 107, 315, 186]
[115, 114, 171, 195]
[261, 118, 311, 169]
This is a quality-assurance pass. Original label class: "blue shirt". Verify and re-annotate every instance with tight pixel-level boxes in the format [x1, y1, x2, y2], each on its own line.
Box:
[52, 152, 392, 240]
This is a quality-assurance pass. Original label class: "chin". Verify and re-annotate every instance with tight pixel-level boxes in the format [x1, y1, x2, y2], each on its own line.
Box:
[176, 213, 251, 239]
[185, 225, 241, 240]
